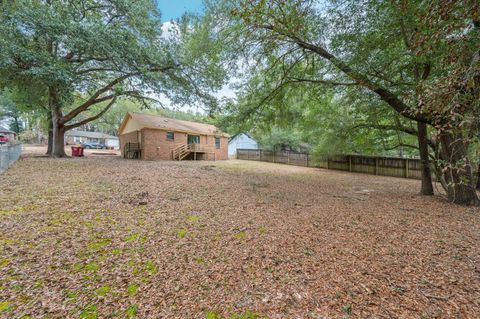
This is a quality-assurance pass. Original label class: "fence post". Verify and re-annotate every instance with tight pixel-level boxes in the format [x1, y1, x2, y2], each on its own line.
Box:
[287, 151, 290, 165]
[247, 150, 249, 160]
[305, 153, 308, 167]
[272, 150, 275, 163]
[375, 157, 379, 175]
[348, 155, 352, 172]
[405, 158, 409, 178]
[327, 156, 330, 170]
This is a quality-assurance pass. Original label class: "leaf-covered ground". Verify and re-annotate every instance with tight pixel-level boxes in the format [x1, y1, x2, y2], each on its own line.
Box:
[1, 149, 479, 318]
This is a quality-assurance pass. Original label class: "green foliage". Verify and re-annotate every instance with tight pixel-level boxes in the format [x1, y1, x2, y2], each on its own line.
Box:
[0, 0, 227, 152]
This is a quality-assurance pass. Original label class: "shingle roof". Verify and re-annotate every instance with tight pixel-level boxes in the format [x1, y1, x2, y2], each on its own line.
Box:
[127, 112, 229, 137]
[65, 130, 118, 139]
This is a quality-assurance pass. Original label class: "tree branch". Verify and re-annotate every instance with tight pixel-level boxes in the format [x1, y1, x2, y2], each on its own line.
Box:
[64, 97, 117, 131]
[255, 24, 430, 124]
[289, 77, 357, 86]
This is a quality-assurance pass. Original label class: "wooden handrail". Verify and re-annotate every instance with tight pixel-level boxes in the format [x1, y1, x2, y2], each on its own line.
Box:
[173, 143, 215, 160]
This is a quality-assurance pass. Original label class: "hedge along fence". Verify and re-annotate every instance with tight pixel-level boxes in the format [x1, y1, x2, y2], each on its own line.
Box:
[236, 149, 424, 180]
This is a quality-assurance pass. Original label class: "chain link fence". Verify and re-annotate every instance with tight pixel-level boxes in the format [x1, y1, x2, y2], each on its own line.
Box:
[0, 144, 22, 174]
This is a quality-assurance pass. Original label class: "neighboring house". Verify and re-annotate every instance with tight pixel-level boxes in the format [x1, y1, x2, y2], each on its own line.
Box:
[65, 130, 119, 149]
[0, 126, 16, 144]
[118, 112, 229, 161]
[228, 133, 258, 157]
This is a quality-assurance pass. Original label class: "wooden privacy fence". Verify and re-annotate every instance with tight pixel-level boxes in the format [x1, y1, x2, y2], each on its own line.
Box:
[236, 149, 424, 180]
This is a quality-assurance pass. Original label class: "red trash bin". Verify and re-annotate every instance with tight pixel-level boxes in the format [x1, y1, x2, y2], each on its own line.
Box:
[71, 146, 84, 157]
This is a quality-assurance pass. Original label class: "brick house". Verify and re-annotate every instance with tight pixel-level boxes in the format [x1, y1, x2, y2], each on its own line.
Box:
[118, 112, 229, 161]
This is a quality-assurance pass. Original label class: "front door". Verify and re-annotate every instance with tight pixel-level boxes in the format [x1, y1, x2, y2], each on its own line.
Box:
[187, 135, 200, 144]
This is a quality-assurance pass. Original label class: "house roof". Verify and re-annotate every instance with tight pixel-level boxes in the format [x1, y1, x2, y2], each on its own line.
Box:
[120, 112, 229, 137]
[229, 132, 256, 142]
[65, 130, 118, 139]
[0, 126, 15, 134]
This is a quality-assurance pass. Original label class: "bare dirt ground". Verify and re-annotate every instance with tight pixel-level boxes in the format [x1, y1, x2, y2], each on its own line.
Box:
[1, 146, 479, 318]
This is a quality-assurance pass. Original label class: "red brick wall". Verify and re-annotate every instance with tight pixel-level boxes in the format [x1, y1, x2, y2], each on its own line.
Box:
[141, 129, 188, 160]
[120, 128, 228, 161]
[204, 135, 228, 160]
[140, 129, 228, 161]
[119, 131, 140, 157]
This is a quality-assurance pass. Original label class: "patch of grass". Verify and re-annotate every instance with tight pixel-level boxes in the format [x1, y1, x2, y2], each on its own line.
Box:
[95, 285, 111, 297]
[85, 262, 100, 272]
[187, 215, 200, 223]
[126, 304, 138, 318]
[127, 284, 139, 296]
[124, 233, 140, 242]
[80, 304, 98, 319]
[87, 238, 111, 251]
[0, 301, 12, 312]
[0, 258, 10, 268]
[111, 248, 122, 255]
[177, 228, 188, 238]
[194, 257, 205, 264]
[233, 231, 246, 239]
[72, 262, 83, 271]
[206, 310, 267, 319]
[65, 290, 77, 302]
[144, 260, 158, 275]
[342, 304, 352, 315]
[258, 227, 267, 235]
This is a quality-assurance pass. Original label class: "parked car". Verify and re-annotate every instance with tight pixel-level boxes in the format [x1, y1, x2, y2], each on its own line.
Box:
[81, 142, 107, 149]
[0, 135, 9, 144]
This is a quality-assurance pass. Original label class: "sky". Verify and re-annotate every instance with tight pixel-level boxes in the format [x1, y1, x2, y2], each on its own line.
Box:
[156, 0, 205, 21]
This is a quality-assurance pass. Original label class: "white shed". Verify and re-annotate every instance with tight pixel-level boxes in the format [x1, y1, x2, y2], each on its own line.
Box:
[228, 133, 258, 157]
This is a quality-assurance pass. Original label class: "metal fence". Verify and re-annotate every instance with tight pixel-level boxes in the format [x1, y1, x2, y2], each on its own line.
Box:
[236, 149, 424, 180]
[0, 144, 22, 174]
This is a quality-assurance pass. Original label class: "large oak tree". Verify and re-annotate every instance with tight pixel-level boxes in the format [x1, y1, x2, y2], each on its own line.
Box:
[213, 0, 479, 205]
[0, 0, 225, 157]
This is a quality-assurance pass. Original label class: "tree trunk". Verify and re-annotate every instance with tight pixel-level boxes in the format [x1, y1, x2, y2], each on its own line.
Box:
[439, 131, 479, 205]
[49, 87, 67, 157]
[417, 122, 434, 195]
[52, 123, 66, 157]
[46, 112, 53, 155]
[476, 162, 480, 190]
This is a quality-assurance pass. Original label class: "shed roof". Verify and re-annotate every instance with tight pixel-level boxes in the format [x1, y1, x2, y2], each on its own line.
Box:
[120, 112, 229, 137]
[65, 130, 118, 139]
[229, 132, 256, 142]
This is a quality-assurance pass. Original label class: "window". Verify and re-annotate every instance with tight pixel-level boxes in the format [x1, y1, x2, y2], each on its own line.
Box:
[215, 137, 221, 149]
[166, 131, 174, 141]
[187, 135, 200, 144]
